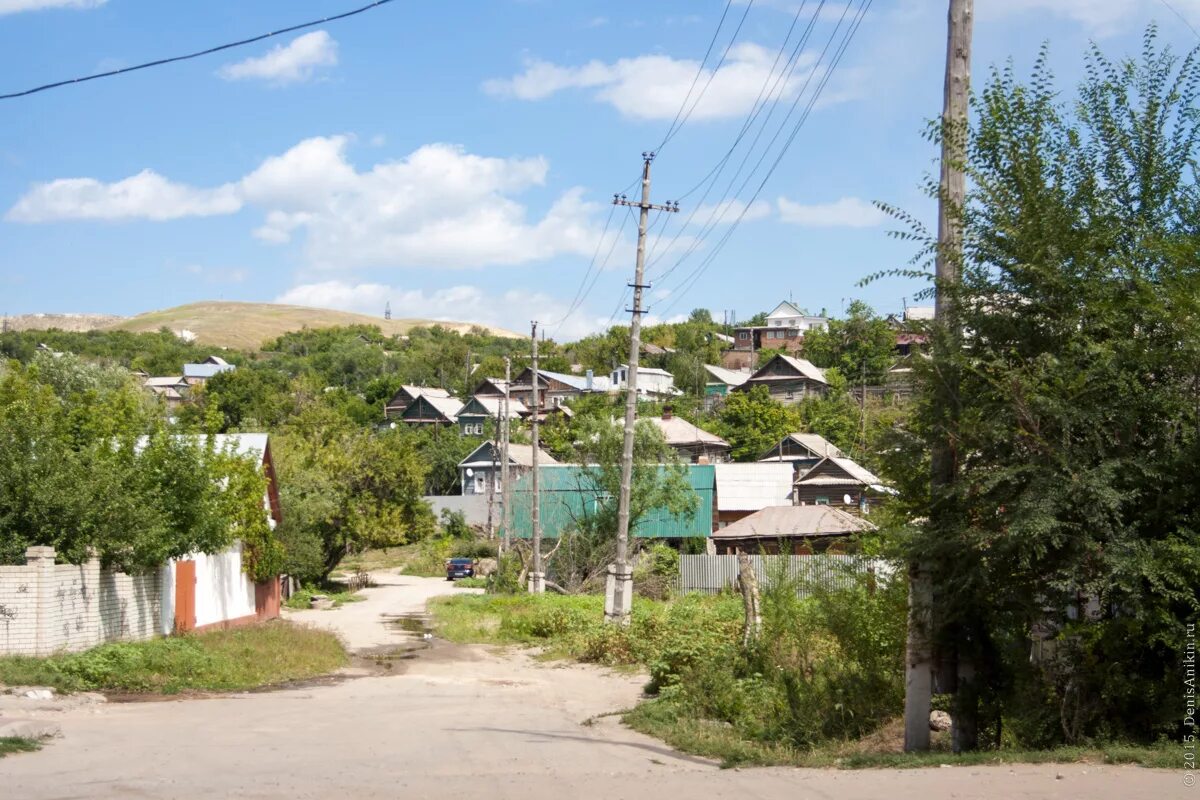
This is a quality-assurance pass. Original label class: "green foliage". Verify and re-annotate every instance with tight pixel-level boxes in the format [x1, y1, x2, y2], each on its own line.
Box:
[0, 328, 222, 376]
[274, 399, 435, 578]
[0, 622, 346, 693]
[802, 300, 896, 384]
[881, 29, 1200, 745]
[439, 509, 472, 539]
[0, 357, 279, 573]
[283, 586, 364, 609]
[714, 385, 804, 461]
[0, 737, 42, 758]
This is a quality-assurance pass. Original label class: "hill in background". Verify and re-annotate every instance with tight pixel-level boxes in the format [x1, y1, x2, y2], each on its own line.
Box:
[3, 312, 125, 333]
[97, 301, 517, 350]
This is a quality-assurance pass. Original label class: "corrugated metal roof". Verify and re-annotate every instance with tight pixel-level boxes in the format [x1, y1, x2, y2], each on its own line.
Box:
[458, 441, 560, 468]
[410, 395, 463, 420]
[713, 463, 794, 511]
[713, 505, 875, 540]
[404, 385, 451, 398]
[459, 395, 528, 418]
[537, 369, 612, 393]
[144, 376, 186, 387]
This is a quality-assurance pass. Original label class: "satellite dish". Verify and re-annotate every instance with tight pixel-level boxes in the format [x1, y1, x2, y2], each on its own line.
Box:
[466, 468, 474, 477]
[843, 494, 853, 505]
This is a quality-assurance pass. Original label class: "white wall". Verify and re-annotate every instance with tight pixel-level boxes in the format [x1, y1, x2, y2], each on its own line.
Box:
[160, 542, 258, 634]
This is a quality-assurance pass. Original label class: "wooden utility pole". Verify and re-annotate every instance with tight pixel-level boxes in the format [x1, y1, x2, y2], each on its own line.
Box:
[529, 322, 544, 593]
[500, 357, 512, 555]
[607, 153, 679, 624]
[905, 0, 973, 754]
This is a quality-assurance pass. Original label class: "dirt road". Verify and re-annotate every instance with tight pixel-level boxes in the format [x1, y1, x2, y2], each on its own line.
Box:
[0, 575, 1185, 799]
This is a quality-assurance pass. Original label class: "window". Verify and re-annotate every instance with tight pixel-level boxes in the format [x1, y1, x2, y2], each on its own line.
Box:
[474, 474, 485, 493]
[785, 390, 794, 400]
[738, 331, 749, 340]
[815, 496, 829, 505]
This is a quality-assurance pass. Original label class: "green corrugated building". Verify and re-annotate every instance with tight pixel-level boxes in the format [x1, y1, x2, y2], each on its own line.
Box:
[503, 464, 715, 541]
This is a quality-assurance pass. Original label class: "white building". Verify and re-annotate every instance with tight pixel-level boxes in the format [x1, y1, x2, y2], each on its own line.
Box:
[766, 300, 829, 332]
[610, 364, 681, 399]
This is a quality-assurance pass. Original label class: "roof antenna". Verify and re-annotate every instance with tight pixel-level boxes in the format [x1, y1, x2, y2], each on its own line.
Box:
[384, 301, 392, 321]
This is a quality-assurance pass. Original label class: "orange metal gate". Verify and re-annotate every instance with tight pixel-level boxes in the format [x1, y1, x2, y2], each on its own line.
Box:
[174, 560, 196, 634]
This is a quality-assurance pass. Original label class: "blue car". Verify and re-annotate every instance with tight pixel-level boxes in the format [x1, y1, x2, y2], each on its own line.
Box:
[445, 558, 475, 580]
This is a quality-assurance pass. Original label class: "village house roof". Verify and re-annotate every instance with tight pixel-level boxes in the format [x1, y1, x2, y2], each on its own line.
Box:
[144, 376, 187, 388]
[704, 364, 751, 387]
[645, 415, 730, 449]
[402, 384, 451, 399]
[183, 362, 236, 380]
[712, 505, 876, 542]
[713, 463, 794, 511]
[413, 395, 464, 421]
[458, 441, 560, 469]
[773, 355, 827, 384]
[759, 433, 844, 462]
[535, 368, 611, 393]
[458, 395, 529, 419]
[795, 456, 886, 489]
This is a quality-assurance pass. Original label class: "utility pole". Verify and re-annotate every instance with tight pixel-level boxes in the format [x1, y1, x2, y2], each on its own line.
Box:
[529, 322, 544, 594]
[465, 349, 472, 396]
[905, 0, 973, 754]
[500, 357, 512, 555]
[486, 408, 497, 542]
[607, 153, 679, 624]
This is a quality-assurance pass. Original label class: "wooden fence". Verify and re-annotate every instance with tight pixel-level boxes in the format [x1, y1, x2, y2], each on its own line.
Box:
[678, 554, 895, 596]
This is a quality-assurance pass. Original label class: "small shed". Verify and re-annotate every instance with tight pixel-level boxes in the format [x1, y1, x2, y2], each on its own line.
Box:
[713, 462, 794, 529]
[712, 505, 875, 555]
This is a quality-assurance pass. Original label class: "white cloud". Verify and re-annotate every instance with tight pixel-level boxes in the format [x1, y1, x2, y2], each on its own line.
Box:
[0, 0, 105, 15]
[275, 281, 612, 340]
[218, 31, 338, 85]
[483, 43, 849, 121]
[776, 196, 886, 227]
[8, 136, 615, 271]
[5, 169, 241, 222]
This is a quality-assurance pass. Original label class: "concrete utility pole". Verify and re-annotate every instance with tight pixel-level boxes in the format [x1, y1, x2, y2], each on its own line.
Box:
[905, 0, 973, 754]
[500, 357, 512, 555]
[607, 153, 679, 624]
[529, 322, 544, 594]
[486, 410, 497, 542]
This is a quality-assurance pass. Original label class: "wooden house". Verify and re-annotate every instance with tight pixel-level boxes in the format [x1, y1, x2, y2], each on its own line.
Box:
[399, 394, 463, 427]
[735, 354, 828, 404]
[457, 441, 559, 496]
[793, 456, 894, 516]
[384, 385, 451, 420]
[757, 433, 844, 476]
[456, 394, 528, 437]
[645, 409, 731, 464]
[508, 367, 610, 411]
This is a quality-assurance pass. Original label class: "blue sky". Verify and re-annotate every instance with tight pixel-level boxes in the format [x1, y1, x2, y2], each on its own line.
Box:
[2, 0, 1197, 339]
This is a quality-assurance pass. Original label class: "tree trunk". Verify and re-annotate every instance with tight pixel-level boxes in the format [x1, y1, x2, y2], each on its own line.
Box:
[736, 553, 762, 648]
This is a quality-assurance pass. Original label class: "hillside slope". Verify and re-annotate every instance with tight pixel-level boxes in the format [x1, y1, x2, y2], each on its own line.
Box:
[102, 302, 517, 350]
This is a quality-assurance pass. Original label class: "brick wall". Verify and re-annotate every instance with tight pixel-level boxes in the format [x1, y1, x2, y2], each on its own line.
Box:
[0, 546, 161, 656]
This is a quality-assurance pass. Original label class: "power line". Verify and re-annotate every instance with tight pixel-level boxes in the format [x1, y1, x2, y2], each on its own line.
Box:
[1158, 0, 1200, 39]
[658, 0, 873, 315]
[646, 0, 826, 274]
[659, 0, 861, 290]
[657, 0, 757, 153]
[655, 0, 736, 152]
[1, 0, 397, 101]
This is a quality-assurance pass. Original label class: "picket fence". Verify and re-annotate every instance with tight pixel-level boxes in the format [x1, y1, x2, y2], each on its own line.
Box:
[678, 554, 895, 596]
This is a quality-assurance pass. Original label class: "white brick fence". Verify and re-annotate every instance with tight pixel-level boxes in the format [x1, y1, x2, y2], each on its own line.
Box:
[0, 546, 161, 657]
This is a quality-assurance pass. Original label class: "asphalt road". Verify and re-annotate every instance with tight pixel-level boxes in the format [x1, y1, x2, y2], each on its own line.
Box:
[0, 574, 1186, 799]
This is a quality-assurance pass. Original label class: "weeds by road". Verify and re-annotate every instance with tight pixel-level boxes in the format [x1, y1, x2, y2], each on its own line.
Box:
[429, 591, 1174, 771]
[0, 737, 42, 758]
[284, 587, 365, 610]
[0, 621, 346, 694]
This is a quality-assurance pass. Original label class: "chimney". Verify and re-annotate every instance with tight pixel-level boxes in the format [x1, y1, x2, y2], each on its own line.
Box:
[663, 405, 674, 420]
[586, 369, 593, 392]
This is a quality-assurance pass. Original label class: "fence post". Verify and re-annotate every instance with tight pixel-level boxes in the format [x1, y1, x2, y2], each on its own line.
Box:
[25, 546, 55, 656]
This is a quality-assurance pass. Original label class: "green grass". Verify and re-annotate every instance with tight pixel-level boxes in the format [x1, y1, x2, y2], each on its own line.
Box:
[0, 621, 347, 694]
[0, 737, 42, 758]
[453, 577, 488, 589]
[284, 587, 365, 610]
[623, 703, 1177, 769]
[431, 592, 1177, 772]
